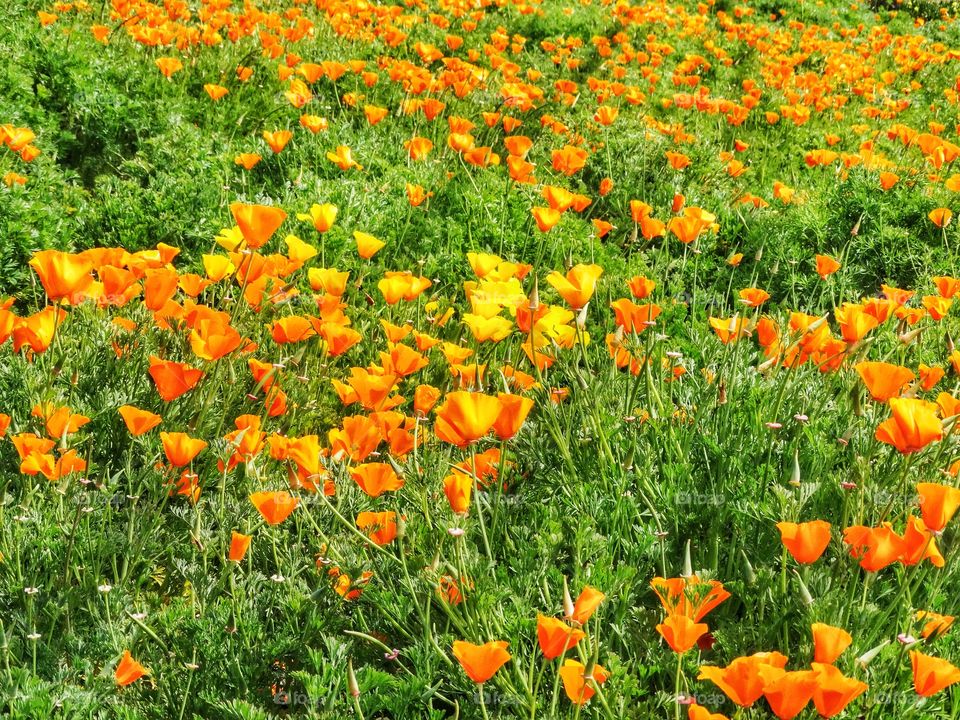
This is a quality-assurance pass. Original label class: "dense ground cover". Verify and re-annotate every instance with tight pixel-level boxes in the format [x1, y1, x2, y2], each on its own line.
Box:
[3, 0, 960, 717]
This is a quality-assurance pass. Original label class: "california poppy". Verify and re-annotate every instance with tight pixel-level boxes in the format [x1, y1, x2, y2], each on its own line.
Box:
[815, 255, 841, 279]
[230, 202, 287, 249]
[916, 482, 960, 532]
[777, 520, 831, 564]
[228, 531, 251, 562]
[811, 623, 852, 664]
[875, 398, 943, 454]
[911, 651, 960, 697]
[568, 586, 606, 625]
[537, 615, 586, 659]
[148, 356, 204, 402]
[762, 669, 817, 720]
[546, 264, 603, 309]
[452, 640, 511, 683]
[698, 653, 789, 707]
[356, 511, 397, 545]
[558, 659, 609, 705]
[160, 431, 207, 468]
[810, 663, 867, 717]
[115, 650, 147, 686]
[28, 250, 93, 302]
[434, 391, 501, 447]
[349, 463, 404, 497]
[656, 613, 708, 654]
[250, 491, 299, 525]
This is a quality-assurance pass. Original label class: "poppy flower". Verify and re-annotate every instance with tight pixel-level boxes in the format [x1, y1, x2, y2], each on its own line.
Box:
[327, 145, 361, 170]
[230, 202, 287, 249]
[531, 206, 562, 232]
[656, 613, 708, 654]
[916, 610, 954, 640]
[842, 524, 905, 572]
[875, 397, 943, 454]
[115, 650, 147, 686]
[901, 515, 945, 568]
[160, 432, 207, 468]
[762, 669, 817, 720]
[492, 393, 534, 440]
[118, 405, 161, 436]
[356, 511, 398, 545]
[155, 57, 183, 78]
[697, 652, 789, 707]
[559, 659, 609, 705]
[263, 130, 293, 154]
[297, 204, 338, 234]
[28, 250, 93, 302]
[537, 615, 586, 659]
[228, 531, 251, 562]
[810, 663, 867, 717]
[434, 391, 502, 447]
[443, 470, 472, 514]
[204, 84, 229, 101]
[546, 264, 603, 309]
[651, 576, 730, 621]
[911, 651, 960, 697]
[567, 586, 606, 625]
[687, 704, 728, 720]
[349, 463, 403, 497]
[353, 231, 385, 259]
[148, 356, 204, 402]
[777, 520, 831, 564]
[811, 623, 852, 664]
[452, 640, 511, 683]
[250, 491, 299, 525]
[929, 208, 953, 228]
[815, 255, 841, 279]
[916, 482, 960, 532]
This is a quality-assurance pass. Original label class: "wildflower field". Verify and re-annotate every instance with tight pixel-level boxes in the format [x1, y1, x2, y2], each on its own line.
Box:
[4, 0, 960, 717]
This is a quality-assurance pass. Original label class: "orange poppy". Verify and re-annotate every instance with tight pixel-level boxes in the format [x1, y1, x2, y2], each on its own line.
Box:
[762, 669, 817, 720]
[559, 659, 609, 705]
[118, 405, 162, 436]
[115, 650, 147, 686]
[537, 615, 586, 659]
[875, 397, 943, 454]
[656, 613, 708, 654]
[148, 356, 204, 402]
[911, 651, 960, 697]
[250, 491, 299, 525]
[353, 231, 385, 259]
[230, 202, 287, 249]
[811, 623, 852, 664]
[349, 463, 404, 497]
[546, 264, 603, 309]
[356, 511, 397, 545]
[28, 250, 93, 302]
[815, 254, 841, 279]
[434, 391, 502, 447]
[697, 652, 789, 707]
[777, 520, 831, 564]
[810, 663, 867, 717]
[228, 531, 251, 562]
[916, 482, 960, 532]
[452, 640, 511, 683]
[160, 432, 207, 468]
[567, 586, 606, 625]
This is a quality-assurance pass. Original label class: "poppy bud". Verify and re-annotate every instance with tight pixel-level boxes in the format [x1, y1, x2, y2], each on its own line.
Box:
[851, 386, 863, 417]
[717, 381, 727, 406]
[576, 304, 589, 330]
[793, 570, 814, 605]
[682, 540, 693, 579]
[946, 331, 955, 355]
[562, 576, 575, 619]
[790, 448, 801, 486]
[529, 275, 540, 311]
[347, 658, 360, 698]
[850, 214, 862, 236]
[899, 328, 922, 345]
[754, 246, 763, 262]
[856, 640, 890, 669]
[740, 548, 756, 585]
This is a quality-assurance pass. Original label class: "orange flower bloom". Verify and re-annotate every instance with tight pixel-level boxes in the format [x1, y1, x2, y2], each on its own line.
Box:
[656, 613, 708, 654]
[443, 470, 472, 514]
[842, 525, 905, 572]
[762, 669, 817, 720]
[815, 254, 841, 279]
[263, 130, 293, 154]
[559, 658, 609, 705]
[434, 391, 502, 447]
[651, 576, 730, 622]
[118, 405, 161, 436]
[568, 586, 606, 625]
[811, 623, 852, 664]
[810, 663, 867, 717]
[777, 520, 831, 564]
[28, 250, 93, 302]
[911, 651, 960, 697]
[160, 431, 207, 468]
[297, 203, 338, 233]
[697, 652, 788, 707]
[929, 208, 953, 228]
[349, 463, 404, 497]
[230, 202, 287, 250]
[916, 482, 960, 532]
[531, 206, 562, 232]
[250, 491, 299, 525]
[148, 356, 204, 402]
[155, 57, 183, 78]
[492, 393, 534, 441]
[353, 231, 385, 259]
[537, 615, 586, 659]
[228, 531, 251, 562]
[546, 264, 603, 309]
[356, 511, 397, 545]
[628, 276, 656, 299]
[452, 640, 511, 683]
[875, 397, 943, 454]
[739, 288, 770, 307]
[115, 650, 147, 686]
